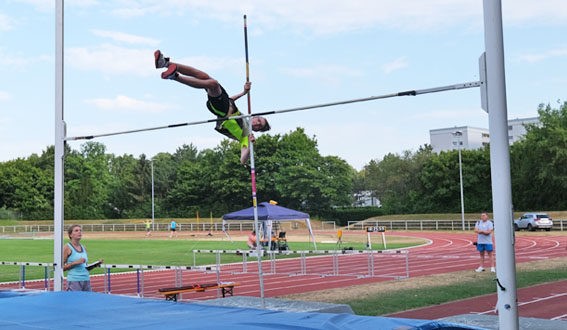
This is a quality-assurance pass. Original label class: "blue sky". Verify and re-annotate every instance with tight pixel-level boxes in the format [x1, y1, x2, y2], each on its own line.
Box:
[0, 0, 566, 170]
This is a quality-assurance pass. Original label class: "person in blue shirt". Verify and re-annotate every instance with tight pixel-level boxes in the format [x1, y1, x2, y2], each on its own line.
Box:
[474, 212, 495, 273]
[169, 220, 177, 238]
[63, 225, 103, 291]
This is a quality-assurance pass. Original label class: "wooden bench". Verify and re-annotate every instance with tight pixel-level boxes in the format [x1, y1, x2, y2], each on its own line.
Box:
[157, 282, 240, 302]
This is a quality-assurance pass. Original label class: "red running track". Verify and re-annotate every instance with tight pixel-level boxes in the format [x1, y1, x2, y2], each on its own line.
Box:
[2, 232, 566, 317]
[387, 280, 567, 321]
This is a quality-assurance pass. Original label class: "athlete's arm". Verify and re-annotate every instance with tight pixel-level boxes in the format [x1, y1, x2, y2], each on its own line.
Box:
[63, 245, 85, 271]
[230, 82, 251, 101]
[240, 134, 256, 164]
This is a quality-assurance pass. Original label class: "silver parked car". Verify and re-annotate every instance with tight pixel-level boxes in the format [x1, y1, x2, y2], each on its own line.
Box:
[514, 213, 553, 231]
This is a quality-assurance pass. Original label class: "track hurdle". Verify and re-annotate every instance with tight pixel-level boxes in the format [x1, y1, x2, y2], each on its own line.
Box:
[192, 249, 409, 279]
[0, 261, 54, 291]
[98, 263, 217, 298]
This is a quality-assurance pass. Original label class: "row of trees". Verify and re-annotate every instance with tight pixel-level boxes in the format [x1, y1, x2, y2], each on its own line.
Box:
[357, 101, 567, 214]
[0, 128, 354, 220]
[0, 101, 565, 220]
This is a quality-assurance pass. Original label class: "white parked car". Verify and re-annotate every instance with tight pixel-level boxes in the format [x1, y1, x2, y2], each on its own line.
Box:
[514, 213, 553, 231]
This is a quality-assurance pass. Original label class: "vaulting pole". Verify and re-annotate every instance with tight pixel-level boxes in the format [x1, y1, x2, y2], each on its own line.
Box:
[244, 14, 265, 305]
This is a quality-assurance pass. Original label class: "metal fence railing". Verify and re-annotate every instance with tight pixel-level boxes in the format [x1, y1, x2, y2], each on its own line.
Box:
[347, 219, 567, 232]
[0, 222, 307, 234]
[2, 219, 565, 234]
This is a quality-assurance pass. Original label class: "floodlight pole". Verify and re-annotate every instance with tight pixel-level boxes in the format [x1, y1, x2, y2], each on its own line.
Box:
[452, 131, 466, 231]
[53, 0, 65, 291]
[483, 0, 519, 329]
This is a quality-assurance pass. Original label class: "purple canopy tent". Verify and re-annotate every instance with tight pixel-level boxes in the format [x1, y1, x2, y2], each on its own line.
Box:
[222, 202, 317, 249]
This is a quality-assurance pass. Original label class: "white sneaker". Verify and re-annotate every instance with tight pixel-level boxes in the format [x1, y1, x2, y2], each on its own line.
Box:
[491, 267, 496, 273]
[154, 50, 170, 69]
[475, 266, 485, 272]
[161, 63, 178, 80]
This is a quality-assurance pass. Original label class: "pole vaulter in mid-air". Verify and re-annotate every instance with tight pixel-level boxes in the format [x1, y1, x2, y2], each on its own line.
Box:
[154, 49, 271, 164]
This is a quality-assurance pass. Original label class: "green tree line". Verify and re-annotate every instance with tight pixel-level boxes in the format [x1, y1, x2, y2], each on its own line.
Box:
[0, 128, 355, 220]
[1, 102, 565, 220]
[357, 101, 567, 214]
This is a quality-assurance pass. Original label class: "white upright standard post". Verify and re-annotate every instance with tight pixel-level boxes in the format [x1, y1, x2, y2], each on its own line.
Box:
[151, 160, 155, 230]
[53, 0, 65, 291]
[457, 132, 465, 231]
[249, 120, 265, 307]
[483, 1, 519, 329]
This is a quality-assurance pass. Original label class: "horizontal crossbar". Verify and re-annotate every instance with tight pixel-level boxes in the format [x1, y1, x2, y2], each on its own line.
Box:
[0, 261, 55, 267]
[65, 81, 481, 141]
[100, 264, 216, 271]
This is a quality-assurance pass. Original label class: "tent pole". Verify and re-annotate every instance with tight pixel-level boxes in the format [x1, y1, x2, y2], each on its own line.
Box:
[306, 218, 317, 250]
[221, 220, 233, 242]
[244, 15, 265, 306]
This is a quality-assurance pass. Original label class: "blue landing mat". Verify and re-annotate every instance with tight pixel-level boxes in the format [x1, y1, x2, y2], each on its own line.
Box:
[0, 291, 486, 330]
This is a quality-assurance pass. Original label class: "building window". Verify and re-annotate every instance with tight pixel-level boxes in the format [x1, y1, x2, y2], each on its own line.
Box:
[508, 136, 513, 140]
[508, 125, 513, 130]
[452, 141, 457, 146]
[482, 133, 490, 138]
[459, 141, 463, 145]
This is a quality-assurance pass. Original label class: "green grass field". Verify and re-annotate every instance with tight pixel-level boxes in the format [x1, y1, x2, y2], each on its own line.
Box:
[2, 237, 566, 318]
[342, 263, 567, 316]
[0, 238, 417, 282]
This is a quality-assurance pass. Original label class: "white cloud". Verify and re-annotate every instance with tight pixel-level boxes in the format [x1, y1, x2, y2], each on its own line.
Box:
[110, 0, 483, 34]
[85, 95, 176, 113]
[0, 13, 15, 31]
[103, 0, 567, 35]
[11, 0, 100, 12]
[410, 108, 483, 120]
[91, 29, 160, 46]
[503, 0, 567, 26]
[14, 0, 567, 35]
[67, 0, 101, 7]
[279, 65, 363, 86]
[517, 48, 567, 63]
[517, 54, 548, 63]
[305, 122, 418, 170]
[66, 44, 242, 77]
[0, 91, 12, 100]
[0, 50, 29, 69]
[176, 55, 244, 74]
[382, 57, 409, 74]
[111, 5, 161, 18]
[67, 44, 154, 76]
[10, 0, 53, 11]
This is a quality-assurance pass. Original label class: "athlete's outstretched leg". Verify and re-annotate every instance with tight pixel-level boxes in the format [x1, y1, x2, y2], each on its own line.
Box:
[175, 63, 211, 80]
[156, 50, 222, 97]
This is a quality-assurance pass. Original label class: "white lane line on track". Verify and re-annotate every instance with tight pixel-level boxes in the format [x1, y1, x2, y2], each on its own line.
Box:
[515, 238, 537, 250]
[515, 237, 560, 256]
[551, 313, 567, 321]
[432, 238, 455, 249]
[401, 238, 434, 250]
[476, 293, 567, 314]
